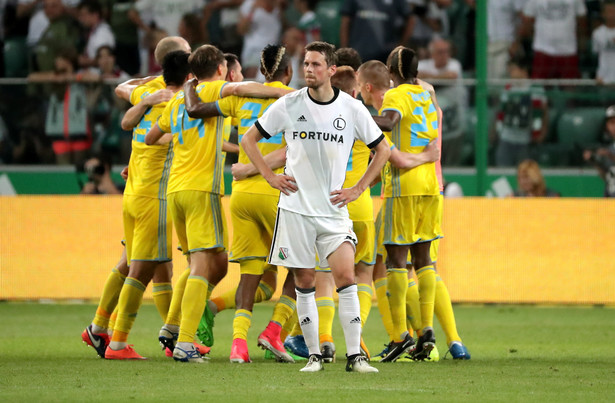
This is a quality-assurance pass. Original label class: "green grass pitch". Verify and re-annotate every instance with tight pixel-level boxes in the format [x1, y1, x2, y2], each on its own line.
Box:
[1, 303, 614, 402]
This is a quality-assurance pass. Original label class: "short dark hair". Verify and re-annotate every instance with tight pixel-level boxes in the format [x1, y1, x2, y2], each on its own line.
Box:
[260, 44, 291, 81]
[358, 60, 390, 90]
[162, 51, 191, 86]
[224, 53, 240, 71]
[189, 44, 225, 80]
[387, 46, 418, 81]
[331, 66, 357, 96]
[305, 41, 337, 67]
[78, 0, 102, 15]
[335, 48, 362, 71]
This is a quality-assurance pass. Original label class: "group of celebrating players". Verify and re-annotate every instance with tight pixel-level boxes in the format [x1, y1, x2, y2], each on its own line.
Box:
[80, 34, 470, 373]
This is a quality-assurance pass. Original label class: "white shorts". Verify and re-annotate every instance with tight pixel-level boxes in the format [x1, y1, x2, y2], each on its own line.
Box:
[268, 208, 357, 269]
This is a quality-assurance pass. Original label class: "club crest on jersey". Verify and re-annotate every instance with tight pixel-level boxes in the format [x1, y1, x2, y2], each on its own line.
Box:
[278, 247, 289, 260]
[291, 131, 344, 143]
[333, 117, 346, 130]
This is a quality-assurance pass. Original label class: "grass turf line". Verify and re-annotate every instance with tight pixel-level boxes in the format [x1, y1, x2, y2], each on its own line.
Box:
[0, 303, 614, 402]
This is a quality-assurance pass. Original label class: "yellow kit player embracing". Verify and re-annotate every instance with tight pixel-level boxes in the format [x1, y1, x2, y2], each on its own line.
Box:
[146, 44, 291, 363]
[183, 44, 297, 364]
[376, 47, 442, 362]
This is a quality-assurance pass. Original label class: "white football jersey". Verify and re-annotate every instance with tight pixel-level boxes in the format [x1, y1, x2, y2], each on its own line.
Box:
[255, 88, 384, 218]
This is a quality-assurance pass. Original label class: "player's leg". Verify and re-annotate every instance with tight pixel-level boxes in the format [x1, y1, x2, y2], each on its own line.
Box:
[315, 269, 336, 362]
[355, 261, 373, 358]
[229, 260, 263, 363]
[82, 247, 127, 358]
[327, 241, 378, 373]
[106, 196, 164, 359]
[410, 240, 437, 360]
[352, 217, 376, 359]
[106, 259, 157, 359]
[373, 254, 396, 355]
[152, 262, 173, 322]
[263, 270, 301, 360]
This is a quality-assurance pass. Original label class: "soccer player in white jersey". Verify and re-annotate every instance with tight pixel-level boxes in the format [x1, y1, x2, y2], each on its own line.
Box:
[242, 41, 390, 373]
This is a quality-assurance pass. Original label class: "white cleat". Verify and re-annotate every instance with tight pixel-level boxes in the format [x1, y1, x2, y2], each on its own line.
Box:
[173, 344, 205, 363]
[346, 355, 379, 373]
[299, 354, 324, 372]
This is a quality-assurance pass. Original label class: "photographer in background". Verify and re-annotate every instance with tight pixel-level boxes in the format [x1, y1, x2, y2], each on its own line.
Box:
[78, 153, 123, 194]
[584, 105, 615, 198]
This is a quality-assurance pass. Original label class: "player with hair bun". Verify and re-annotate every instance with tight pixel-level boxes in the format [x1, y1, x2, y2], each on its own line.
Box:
[375, 46, 442, 362]
[182, 44, 298, 364]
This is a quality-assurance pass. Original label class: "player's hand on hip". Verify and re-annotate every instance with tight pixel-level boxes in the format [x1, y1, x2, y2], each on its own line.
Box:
[330, 187, 360, 208]
[267, 174, 297, 196]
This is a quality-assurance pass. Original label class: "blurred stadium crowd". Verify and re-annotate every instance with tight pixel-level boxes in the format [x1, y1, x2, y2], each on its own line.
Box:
[0, 0, 614, 168]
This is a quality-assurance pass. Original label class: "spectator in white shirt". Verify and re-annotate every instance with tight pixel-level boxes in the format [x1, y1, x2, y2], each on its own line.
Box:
[522, 0, 587, 78]
[592, 0, 615, 84]
[77, 0, 115, 68]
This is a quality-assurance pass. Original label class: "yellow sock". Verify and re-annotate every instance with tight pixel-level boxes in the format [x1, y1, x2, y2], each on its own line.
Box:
[435, 274, 461, 345]
[406, 279, 422, 334]
[210, 287, 236, 313]
[374, 277, 395, 341]
[387, 268, 408, 341]
[108, 309, 118, 334]
[254, 281, 275, 303]
[166, 267, 190, 327]
[93, 268, 126, 329]
[416, 265, 437, 330]
[281, 310, 298, 341]
[112, 277, 146, 343]
[178, 276, 209, 343]
[357, 283, 373, 326]
[316, 297, 335, 344]
[152, 282, 173, 322]
[232, 309, 252, 340]
[271, 295, 296, 326]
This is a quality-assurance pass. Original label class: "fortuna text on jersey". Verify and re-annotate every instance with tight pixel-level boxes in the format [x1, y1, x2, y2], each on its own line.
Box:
[291, 131, 344, 143]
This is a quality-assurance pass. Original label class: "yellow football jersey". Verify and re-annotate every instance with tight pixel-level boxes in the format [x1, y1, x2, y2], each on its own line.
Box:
[129, 75, 166, 106]
[124, 84, 173, 199]
[158, 80, 227, 195]
[215, 81, 290, 196]
[380, 84, 439, 197]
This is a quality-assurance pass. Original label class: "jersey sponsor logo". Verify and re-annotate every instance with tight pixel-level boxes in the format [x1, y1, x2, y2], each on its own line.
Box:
[297, 115, 307, 122]
[333, 117, 346, 130]
[291, 131, 344, 143]
[278, 247, 289, 260]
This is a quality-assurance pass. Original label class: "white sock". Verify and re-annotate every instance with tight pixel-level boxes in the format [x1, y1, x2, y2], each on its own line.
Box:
[176, 341, 193, 351]
[91, 324, 106, 334]
[296, 287, 320, 356]
[338, 284, 361, 357]
[109, 340, 126, 350]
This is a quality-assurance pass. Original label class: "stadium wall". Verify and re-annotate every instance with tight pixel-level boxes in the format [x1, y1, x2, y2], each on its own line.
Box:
[1, 196, 613, 304]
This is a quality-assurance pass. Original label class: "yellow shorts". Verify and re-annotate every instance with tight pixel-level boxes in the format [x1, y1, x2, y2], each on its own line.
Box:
[168, 190, 228, 254]
[229, 191, 278, 262]
[348, 189, 373, 222]
[382, 195, 443, 246]
[122, 195, 172, 265]
[377, 196, 443, 265]
[353, 219, 376, 265]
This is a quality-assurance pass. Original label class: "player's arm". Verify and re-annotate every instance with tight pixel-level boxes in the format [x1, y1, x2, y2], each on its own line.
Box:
[183, 78, 223, 119]
[389, 141, 440, 170]
[223, 141, 239, 154]
[145, 123, 166, 145]
[120, 89, 174, 130]
[331, 136, 390, 207]
[372, 110, 400, 132]
[232, 148, 287, 180]
[115, 76, 158, 102]
[221, 82, 293, 99]
[242, 125, 297, 195]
